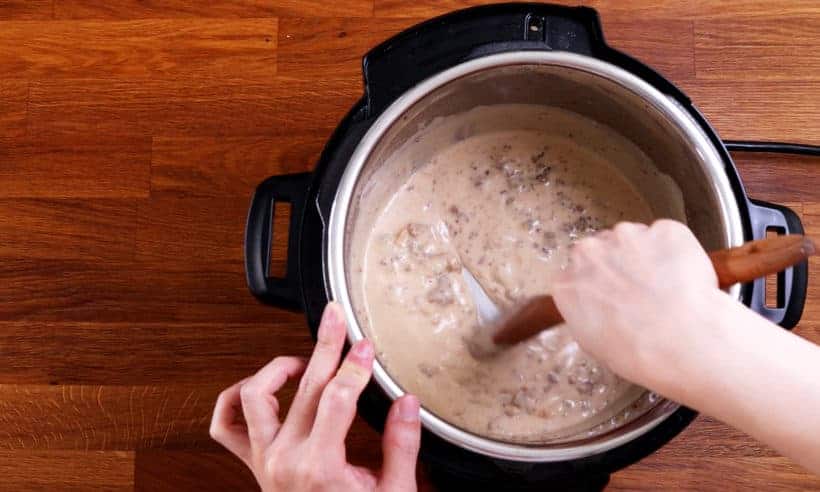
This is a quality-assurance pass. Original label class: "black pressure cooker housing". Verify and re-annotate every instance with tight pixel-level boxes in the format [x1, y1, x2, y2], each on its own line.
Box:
[244, 4, 808, 489]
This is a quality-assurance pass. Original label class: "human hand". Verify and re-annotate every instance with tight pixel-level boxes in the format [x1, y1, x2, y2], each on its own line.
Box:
[552, 220, 820, 475]
[551, 220, 721, 385]
[210, 302, 421, 492]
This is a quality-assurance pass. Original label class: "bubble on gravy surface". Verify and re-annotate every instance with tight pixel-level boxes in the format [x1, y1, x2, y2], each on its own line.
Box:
[353, 105, 686, 443]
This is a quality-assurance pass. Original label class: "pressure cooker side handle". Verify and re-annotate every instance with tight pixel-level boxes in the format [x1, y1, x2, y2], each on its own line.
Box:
[362, 4, 606, 116]
[746, 199, 808, 329]
[244, 172, 312, 311]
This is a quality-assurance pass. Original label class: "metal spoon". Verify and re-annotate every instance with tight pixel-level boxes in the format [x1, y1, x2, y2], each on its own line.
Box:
[461, 267, 504, 358]
[461, 267, 501, 326]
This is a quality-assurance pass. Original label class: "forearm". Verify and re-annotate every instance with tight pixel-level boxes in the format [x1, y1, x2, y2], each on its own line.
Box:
[644, 291, 820, 473]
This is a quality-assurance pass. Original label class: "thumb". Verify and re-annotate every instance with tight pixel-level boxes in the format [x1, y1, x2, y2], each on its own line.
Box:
[379, 395, 421, 492]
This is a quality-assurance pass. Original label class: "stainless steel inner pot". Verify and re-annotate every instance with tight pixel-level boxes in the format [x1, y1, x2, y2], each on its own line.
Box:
[327, 51, 744, 462]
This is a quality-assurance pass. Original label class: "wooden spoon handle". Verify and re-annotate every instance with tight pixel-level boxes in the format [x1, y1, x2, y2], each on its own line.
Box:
[490, 294, 562, 346]
[709, 234, 815, 289]
[491, 234, 816, 346]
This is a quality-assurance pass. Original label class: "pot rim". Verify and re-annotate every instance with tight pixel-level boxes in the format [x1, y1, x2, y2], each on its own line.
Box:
[327, 50, 744, 462]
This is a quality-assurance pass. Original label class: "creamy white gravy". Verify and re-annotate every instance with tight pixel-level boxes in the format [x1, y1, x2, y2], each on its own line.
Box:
[352, 105, 685, 443]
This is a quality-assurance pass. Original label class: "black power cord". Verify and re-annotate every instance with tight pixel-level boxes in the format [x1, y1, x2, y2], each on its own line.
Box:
[724, 140, 820, 157]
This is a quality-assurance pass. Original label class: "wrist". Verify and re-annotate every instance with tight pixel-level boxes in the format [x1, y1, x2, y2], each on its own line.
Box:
[632, 287, 737, 397]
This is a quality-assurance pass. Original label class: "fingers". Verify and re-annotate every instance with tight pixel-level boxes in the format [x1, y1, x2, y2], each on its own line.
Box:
[593, 229, 615, 242]
[561, 222, 650, 280]
[651, 219, 702, 248]
[650, 219, 716, 286]
[239, 356, 307, 451]
[562, 234, 606, 280]
[281, 302, 348, 437]
[308, 339, 374, 449]
[651, 218, 686, 234]
[613, 221, 649, 236]
[210, 379, 251, 463]
[379, 395, 421, 492]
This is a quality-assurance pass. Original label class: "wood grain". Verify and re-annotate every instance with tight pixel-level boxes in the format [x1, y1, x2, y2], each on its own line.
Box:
[734, 154, 820, 204]
[0, 199, 136, 261]
[27, 77, 361, 139]
[0, 136, 152, 199]
[54, 0, 374, 20]
[150, 134, 324, 196]
[0, 320, 311, 385]
[0, 81, 27, 138]
[135, 196, 248, 272]
[278, 16, 421, 78]
[375, 0, 820, 19]
[0, 1, 52, 21]
[374, 0, 697, 19]
[1, 0, 819, 490]
[603, 20, 694, 81]
[0, 18, 277, 80]
[0, 451, 134, 491]
[687, 0, 820, 19]
[0, 384, 218, 450]
[679, 80, 820, 143]
[0, 261, 277, 323]
[695, 16, 820, 81]
[134, 450, 256, 491]
[609, 456, 820, 491]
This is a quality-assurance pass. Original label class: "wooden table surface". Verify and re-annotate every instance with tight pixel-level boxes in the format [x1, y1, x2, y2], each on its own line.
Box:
[1, 0, 819, 490]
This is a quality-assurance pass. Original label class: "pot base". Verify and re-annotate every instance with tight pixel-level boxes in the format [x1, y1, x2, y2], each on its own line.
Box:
[425, 464, 609, 491]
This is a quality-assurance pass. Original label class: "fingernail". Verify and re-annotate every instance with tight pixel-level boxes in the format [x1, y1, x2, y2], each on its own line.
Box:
[322, 302, 339, 325]
[318, 303, 340, 339]
[352, 339, 373, 359]
[398, 395, 419, 423]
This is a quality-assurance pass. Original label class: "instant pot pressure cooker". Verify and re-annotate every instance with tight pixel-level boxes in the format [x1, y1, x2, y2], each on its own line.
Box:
[244, 4, 809, 490]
